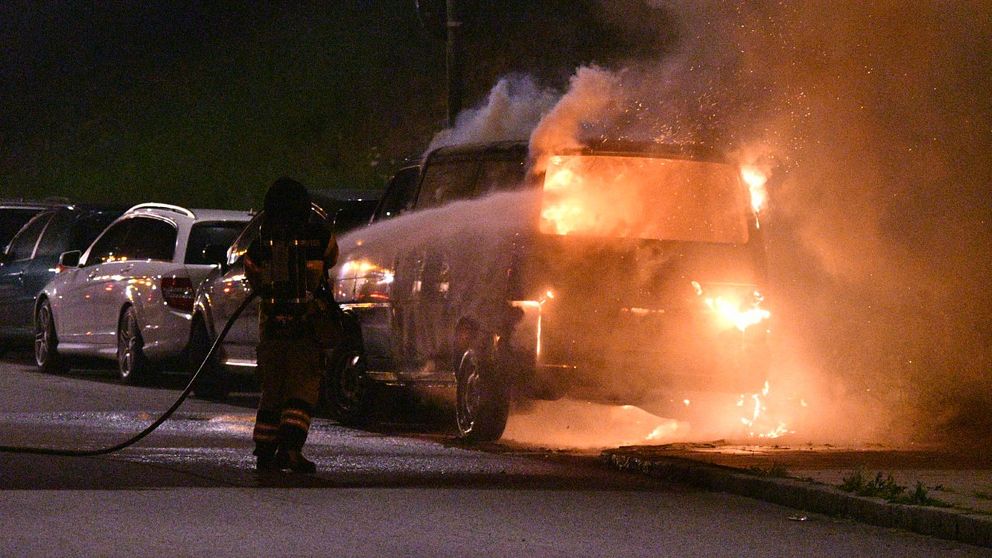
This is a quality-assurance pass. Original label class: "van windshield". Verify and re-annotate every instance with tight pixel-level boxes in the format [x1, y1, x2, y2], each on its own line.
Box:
[539, 154, 749, 244]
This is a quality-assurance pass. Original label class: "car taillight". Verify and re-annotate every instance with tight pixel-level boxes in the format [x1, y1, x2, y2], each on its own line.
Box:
[161, 276, 195, 312]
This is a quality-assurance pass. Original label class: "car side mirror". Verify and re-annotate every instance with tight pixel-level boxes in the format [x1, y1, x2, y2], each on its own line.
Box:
[201, 244, 229, 268]
[58, 250, 81, 269]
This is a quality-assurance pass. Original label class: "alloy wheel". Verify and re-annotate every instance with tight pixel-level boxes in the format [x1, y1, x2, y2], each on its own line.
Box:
[34, 304, 53, 369]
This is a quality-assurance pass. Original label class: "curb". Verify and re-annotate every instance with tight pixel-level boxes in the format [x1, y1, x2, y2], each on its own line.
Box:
[601, 450, 992, 549]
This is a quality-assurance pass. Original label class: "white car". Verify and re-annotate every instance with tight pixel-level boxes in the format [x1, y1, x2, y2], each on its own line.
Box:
[34, 203, 252, 383]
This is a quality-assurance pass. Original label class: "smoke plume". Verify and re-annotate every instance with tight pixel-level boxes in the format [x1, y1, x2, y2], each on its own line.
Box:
[427, 75, 557, 152]
[345, 1, 991, 447]
[607, 1, 992, 443]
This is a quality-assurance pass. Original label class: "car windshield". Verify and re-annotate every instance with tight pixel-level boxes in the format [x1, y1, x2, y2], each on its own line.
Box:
[539, 154, 749, 244]
[185, 221, 247, 264]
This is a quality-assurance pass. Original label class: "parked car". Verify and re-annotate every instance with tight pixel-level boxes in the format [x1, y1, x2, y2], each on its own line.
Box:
[0, 204, 124, 349]
[189, 190, 383, 399]
[330, 141, 771, 440]
[34, 203, 252, 383]
[311, 189, 382, 232]
[0, 199, 69, 249]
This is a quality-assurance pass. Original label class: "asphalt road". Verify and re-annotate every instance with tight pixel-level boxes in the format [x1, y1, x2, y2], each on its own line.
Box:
[1, 354, 988, 557]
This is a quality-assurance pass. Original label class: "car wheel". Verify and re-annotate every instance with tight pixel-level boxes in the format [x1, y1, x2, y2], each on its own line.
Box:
[117, 306, 152, 384]
[35, 300, 69, 374]
[188, 318, 229, 399]
[455, 348, 509, 442]
[322, 341, 371, 426]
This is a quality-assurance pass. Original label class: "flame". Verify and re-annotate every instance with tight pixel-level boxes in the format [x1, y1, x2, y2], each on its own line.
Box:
[539, 154, 752, 244]
[738, 380, 793, 439]
[694, 282, 770, 332]
[740, 165, 768, 214]
[703, 294, 771, 332]
[340, 259, 384, 276]
[540, 160, 585, 235]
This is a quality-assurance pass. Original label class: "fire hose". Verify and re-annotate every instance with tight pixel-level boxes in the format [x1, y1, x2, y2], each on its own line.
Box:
[0, 292, 257, 456]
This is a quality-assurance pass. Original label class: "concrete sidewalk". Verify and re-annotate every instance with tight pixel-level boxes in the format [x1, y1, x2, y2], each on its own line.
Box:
[602, 443, 992, 549]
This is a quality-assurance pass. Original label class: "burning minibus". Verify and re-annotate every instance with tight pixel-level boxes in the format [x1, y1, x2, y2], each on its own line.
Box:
[329, 140, 769, 440]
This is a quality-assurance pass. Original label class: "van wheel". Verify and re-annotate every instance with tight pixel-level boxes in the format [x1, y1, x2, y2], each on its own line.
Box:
[117, 307, 152, 384]
[188, 318, 229, 399]
[455, 349, 509, 442]
[323, 342, 371, 425]
[35, 300, 68, 374]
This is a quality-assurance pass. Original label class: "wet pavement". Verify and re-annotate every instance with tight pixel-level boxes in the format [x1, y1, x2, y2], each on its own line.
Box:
[1, 408, 658, 491]
[3, 354, 992, 555]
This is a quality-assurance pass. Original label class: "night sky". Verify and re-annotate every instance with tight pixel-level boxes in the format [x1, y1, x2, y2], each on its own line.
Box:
[1, 1, 674, 209]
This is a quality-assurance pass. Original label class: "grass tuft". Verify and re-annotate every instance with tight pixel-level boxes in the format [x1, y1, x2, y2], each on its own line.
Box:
[839, 470, 949, 507]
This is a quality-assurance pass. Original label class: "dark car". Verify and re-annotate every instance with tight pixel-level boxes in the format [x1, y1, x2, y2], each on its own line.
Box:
[187, 190, 382, 398]
[0, 204, 124, 348]
[312, 189, 381, 232]
[329, 141, 771, 441]
[0, 200, 69, 249]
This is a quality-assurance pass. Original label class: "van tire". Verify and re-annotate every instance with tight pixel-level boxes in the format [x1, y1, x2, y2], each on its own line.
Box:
[323, 342, 371, 426]
[322, 311, 371, 425]
[455, 349, 509, 442]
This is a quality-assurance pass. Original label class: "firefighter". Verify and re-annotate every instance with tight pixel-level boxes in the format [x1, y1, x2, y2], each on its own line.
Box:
[244, 177, 339, 473]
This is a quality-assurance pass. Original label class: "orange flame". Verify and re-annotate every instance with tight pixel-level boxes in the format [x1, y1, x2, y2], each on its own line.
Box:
[738, 380, 793, 439]
[703, 295, 771, 332]
[540, 159, 585, 236]
[740, 165, 768, 214]
[540, 154, 752, 244]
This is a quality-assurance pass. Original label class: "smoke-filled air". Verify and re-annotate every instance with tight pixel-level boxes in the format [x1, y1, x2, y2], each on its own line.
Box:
[339, 1, 992, 449]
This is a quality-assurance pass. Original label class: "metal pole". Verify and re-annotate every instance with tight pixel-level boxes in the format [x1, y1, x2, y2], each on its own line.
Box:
[446, 0, 463, 127]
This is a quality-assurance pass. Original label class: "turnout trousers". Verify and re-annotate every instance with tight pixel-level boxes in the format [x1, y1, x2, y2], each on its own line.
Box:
[252, 336, 323, 457]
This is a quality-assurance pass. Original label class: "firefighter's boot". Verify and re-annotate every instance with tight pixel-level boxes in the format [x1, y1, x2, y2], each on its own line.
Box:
[276, 448, 317, 474]
[253, 408, 281, 472]
[276, 400, 316, 473]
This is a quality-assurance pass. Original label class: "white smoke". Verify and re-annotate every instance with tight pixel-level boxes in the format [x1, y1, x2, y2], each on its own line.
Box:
[528, 66, 622, 172]
[427, 75, 559, 153]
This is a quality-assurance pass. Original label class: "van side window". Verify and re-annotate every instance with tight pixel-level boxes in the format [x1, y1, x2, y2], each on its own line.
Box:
[375, 167, 420, 222]
[475, 159, 527, 196]
[417, 160, 478, 209]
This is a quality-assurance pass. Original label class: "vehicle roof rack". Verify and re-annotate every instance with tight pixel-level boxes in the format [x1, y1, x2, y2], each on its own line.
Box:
[125, 203, 196, 219]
